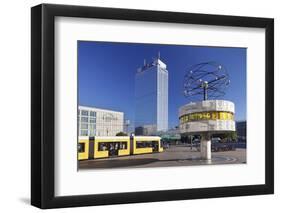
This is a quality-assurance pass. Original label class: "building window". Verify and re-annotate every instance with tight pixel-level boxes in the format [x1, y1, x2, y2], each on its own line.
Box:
[89, 129, 96, 136]
[80, 123, 88, 129]
[89, 124, 96, 136]
[81, 117, 88, 122]
[90, 111, 96, 117]
[80, 130, 88, 136]
[81, 110, 88, 116]
[89, 118, 96, 123]
[89, 124, 96, 130]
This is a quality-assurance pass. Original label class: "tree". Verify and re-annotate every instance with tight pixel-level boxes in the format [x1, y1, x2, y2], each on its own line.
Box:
[224, 131, 237, 141]
[116, 132, 128, 136]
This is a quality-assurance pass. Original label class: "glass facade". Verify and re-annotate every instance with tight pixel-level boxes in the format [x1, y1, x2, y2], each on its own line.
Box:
[78, 106, 124, 136]
[78, 108, 97, 136]
[236, 121, 246, 142]
[135, 58, 168, 134]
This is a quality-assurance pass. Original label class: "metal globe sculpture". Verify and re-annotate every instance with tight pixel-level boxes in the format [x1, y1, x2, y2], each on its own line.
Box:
[183, 62, 230, 101]
[180, 61, 235, 161]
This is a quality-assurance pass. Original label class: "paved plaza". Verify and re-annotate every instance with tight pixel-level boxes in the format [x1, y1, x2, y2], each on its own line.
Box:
[79, 145, 246, 170]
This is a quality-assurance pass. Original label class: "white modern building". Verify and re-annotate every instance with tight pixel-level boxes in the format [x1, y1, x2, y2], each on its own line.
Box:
[78, 106, 124, 136]
[135, 54, 168, 135]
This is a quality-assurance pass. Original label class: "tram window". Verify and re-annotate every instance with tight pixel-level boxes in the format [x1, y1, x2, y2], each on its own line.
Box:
[98, 143, 108, 151]
[98, 142, 127, 151]
[119, 142, 127, 149]
[136, 141, 144, 148]
[136, 141, 158, 148]
[78, 143, 85, 153]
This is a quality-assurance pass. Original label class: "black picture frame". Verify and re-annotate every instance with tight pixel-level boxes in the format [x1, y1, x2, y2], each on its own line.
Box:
[31, 3, 274, 209]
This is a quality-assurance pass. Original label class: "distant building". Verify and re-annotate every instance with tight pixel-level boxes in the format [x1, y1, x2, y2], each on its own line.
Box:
[78, 106, 124, 136]
[135, 124, 157, 136]
[124, 119, 131, 134]
[135, 54, 168, 135]
[157, 127, 181, 142]
[236, 121, 246, 142]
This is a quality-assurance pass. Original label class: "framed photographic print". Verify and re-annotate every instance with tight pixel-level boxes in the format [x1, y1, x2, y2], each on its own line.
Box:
[31, 3, 274, 209]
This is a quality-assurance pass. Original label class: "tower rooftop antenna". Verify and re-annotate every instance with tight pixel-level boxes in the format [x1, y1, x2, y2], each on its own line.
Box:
[158, 51, 161, 59]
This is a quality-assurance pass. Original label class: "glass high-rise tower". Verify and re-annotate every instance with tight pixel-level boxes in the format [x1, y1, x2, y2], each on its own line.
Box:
[135, 55, 168, 135]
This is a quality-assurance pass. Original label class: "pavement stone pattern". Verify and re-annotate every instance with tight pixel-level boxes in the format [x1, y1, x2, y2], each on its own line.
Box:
[79, 145, 246, 170]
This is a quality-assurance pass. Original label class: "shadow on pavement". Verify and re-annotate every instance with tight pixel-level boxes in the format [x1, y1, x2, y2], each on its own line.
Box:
[79, 158, 159, 169]
[79, 156, 240, 169]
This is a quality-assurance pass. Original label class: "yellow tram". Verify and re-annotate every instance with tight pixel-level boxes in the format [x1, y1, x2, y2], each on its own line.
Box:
[78, 136, 163, 160]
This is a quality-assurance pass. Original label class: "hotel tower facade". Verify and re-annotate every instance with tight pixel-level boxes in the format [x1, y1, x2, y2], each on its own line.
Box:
[135, 54, 168, 135]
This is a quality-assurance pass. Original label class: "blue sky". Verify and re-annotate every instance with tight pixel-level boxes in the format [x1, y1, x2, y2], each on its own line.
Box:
[78, 41, 246, 129]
